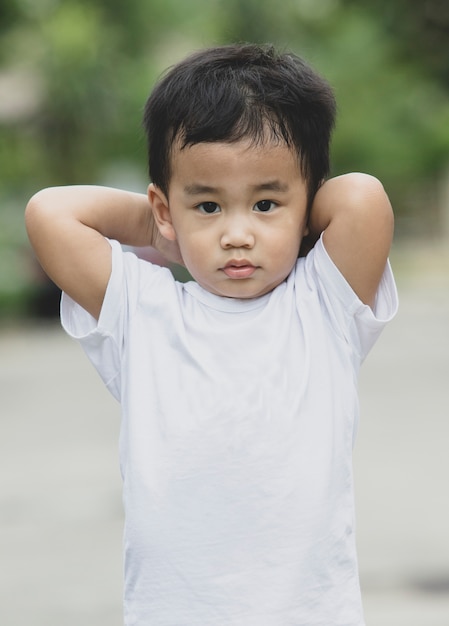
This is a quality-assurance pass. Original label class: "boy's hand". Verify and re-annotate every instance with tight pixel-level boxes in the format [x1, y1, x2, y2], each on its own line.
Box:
[307, 173, 394, 307]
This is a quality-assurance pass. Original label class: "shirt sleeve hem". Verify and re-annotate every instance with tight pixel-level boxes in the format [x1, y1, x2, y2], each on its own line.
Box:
[60, 239, 123, 340]
[314, 234, 398, 323]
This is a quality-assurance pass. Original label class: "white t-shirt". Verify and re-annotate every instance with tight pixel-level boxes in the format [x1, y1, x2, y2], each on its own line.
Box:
[61, 236, 398, 626]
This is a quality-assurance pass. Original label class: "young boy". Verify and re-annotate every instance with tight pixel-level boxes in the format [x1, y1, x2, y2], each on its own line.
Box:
[25, 44, 398, 625]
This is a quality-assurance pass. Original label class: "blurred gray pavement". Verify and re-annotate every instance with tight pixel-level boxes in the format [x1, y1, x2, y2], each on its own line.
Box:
[1, 240, 449, 625]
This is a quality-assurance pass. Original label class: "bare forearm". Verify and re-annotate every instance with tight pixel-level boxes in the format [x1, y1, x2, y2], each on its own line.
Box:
[26, 185, 154, 247]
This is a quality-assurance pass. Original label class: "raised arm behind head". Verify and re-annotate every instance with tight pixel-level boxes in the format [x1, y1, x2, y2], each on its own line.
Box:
[25, 186, 172, 320]
[308, 173, 394, 308]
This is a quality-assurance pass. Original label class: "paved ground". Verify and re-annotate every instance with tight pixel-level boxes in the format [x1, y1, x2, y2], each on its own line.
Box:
[355, 241, 449, 625]
[1, 240, 448, 625]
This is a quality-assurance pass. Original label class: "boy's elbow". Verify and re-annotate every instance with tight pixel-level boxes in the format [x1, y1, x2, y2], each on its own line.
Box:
[343, 173, 394, 231]
[25, 188, 61, 249]
[26, 187, 62, 225]
[340, 172, 388, 205]
[25, 191, 45, 238]
[26, 188, 50, 218]
[321, 173, 394, 230]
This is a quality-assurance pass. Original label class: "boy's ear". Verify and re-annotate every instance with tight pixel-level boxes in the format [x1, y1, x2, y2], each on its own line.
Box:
[148, 183, 177, 241]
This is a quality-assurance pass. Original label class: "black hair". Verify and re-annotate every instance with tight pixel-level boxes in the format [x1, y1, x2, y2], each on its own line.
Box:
[143, 43, 336, 208]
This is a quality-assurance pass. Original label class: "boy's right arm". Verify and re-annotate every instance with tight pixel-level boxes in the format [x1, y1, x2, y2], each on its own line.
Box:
[25, 185, 177, 320]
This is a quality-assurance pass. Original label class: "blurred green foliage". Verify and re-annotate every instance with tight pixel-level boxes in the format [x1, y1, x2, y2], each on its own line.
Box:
[1, 0, 448, 315]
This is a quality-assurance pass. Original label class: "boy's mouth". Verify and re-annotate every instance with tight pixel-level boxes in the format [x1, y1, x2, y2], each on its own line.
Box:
[222, 260, 257, 279]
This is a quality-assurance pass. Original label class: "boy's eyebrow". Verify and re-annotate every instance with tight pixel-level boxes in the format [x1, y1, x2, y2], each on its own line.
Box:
[183, 184, 218, 195]
[252, 181, 289, 193]
[183, 181, 289, 195]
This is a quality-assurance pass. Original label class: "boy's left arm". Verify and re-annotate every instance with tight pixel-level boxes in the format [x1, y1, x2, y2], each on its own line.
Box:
[307, 173, 394, 308]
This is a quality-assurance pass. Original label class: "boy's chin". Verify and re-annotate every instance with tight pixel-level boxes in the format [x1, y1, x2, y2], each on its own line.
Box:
[200, 279, 286, 300]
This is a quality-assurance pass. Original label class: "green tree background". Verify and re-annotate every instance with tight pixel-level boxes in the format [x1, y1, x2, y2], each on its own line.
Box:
[1, 0, 448, 315]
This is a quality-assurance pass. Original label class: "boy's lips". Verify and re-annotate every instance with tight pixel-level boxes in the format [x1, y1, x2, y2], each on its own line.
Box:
[222, 260, 257, 279]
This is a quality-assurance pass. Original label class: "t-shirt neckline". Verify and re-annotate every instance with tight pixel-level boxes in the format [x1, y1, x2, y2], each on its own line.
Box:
[182, 281, 274, 312]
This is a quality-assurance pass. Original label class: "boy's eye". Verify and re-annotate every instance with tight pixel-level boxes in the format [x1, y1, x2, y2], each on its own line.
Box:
[197, 202, 220, 214]
[253, 200, 276, 212]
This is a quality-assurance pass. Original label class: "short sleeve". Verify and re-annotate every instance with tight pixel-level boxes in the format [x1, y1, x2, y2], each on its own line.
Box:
[60, 239, 129, 400]
[302, 234, 398, 362]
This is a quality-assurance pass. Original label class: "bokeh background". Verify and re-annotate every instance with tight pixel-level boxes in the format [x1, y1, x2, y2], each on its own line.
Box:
[1, 0, 448, 624]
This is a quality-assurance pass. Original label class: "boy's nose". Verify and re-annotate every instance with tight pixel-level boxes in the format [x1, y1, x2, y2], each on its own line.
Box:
[220, 217, 255, 249]
[221, 228, 254, 250]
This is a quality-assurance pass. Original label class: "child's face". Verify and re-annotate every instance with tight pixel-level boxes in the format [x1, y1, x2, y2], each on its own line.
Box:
[152, 139, 309, 299]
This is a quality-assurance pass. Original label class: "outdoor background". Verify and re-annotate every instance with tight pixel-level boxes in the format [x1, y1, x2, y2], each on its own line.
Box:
[1, 0, 448, 624]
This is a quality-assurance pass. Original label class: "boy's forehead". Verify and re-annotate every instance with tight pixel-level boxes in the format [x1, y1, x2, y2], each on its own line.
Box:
[164, 138, 309, 200]
[169, 137, 301, 175]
